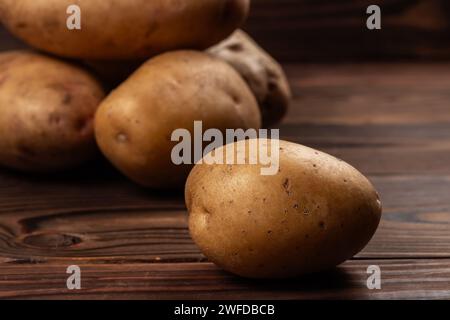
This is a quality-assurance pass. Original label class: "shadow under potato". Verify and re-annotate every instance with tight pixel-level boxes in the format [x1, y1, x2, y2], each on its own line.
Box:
[234, 267, 355, 293]
[0, 157, 121, 182]
[0, 156, 188, 204]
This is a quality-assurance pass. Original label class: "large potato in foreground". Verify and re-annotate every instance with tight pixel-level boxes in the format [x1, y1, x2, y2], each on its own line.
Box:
[0, 51, 105, 172]
[0, 0, 250, 60]
[186, 139, 382, 278]
[208, 30, 291, 127]
[95, 51, 261, 189]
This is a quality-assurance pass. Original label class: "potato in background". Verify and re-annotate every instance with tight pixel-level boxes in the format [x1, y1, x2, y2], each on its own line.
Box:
[0, 0, 250, 60]
[85, 30, 291, 127]
[208, 30, 291, 127]
[0, 51, 105, 172]
[95, 51, 261, 189]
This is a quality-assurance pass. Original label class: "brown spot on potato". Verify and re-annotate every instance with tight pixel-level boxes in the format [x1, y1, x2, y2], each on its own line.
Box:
[266, 68, 278, 80]
[230, 93, 240, 104]
[62, 93, 72, 105]
[227, 43, 243, 52]
[268, 81, 278, 93]
[15, 22, 27, 29]
[319, 221, 326, 230]
[282, 178, 291, 195]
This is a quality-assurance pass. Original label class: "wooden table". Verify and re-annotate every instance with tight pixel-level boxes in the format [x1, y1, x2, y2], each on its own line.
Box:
[0, 62, 449, 299]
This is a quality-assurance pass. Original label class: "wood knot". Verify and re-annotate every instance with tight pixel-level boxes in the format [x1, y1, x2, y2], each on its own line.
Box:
[23, 233, 82, 248]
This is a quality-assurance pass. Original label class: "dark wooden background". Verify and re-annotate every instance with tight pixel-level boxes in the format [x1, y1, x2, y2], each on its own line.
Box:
[246, 0, 450, 61]
[0, 0, 450, 299]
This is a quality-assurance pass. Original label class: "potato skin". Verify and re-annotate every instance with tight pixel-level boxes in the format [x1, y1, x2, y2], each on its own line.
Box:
[208, 30, 291, 127]
[0, 51, 105, 172]
[0, 0, 250, 60]
[186, 139, 382, 278]
[94, 51, 261, 189]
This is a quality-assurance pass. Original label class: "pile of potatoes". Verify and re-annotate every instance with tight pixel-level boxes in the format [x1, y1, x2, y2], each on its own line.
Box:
[0, 1, 381, 278]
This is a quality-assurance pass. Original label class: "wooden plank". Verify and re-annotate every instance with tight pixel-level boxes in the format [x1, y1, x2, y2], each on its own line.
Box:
[0, 171, 449, 264]
[279, 63, 450, 175]
[283, 123, 450, 175]
[0, 259, 449, 299]
[365, 176, 450, 258]
[245, 0, 450, 61]
[285, 63, 450, 125]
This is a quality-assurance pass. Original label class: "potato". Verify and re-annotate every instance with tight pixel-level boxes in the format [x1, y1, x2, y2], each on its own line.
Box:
[208, 30, 291, 127]
[0, 51, 105, 172]
[186, 139, 382, 278]
[0, 0, 250, 60]
[95, 51, 261, 189]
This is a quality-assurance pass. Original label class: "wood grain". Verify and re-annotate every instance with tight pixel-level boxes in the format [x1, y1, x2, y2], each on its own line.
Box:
[1, 260, 449, 299]
[246, 0, 450, 61]
[0, 173, 449, 265]
[286, 63, 450, 125]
